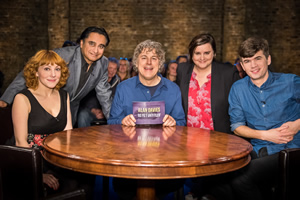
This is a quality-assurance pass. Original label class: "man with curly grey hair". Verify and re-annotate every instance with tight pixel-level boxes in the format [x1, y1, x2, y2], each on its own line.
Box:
[108, 39, 186, 200]
[108, 39, 186, 126]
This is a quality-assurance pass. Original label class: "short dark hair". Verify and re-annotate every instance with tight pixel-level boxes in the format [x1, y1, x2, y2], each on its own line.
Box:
[188, 33, 216, 63]
[239, 37, 269, 59]
[79, 26, 110, 46]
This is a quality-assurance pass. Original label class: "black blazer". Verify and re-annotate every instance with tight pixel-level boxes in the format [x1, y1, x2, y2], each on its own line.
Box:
[176, 61, 240, 134]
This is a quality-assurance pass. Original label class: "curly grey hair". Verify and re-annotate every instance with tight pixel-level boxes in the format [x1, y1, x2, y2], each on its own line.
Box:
[132, 40, 165, 73]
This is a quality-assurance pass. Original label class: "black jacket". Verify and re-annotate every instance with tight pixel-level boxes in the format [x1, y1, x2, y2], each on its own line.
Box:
[176, 61, 240, 134]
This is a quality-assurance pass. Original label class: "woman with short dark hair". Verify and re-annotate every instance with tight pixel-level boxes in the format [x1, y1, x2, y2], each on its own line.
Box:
[176, 33, 240, 134]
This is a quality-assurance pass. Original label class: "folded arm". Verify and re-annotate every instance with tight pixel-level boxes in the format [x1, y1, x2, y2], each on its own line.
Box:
[234, 124, 295, 144]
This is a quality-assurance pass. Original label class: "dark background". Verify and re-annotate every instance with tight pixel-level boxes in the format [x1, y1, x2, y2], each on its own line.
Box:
[0, 0, 299, 93]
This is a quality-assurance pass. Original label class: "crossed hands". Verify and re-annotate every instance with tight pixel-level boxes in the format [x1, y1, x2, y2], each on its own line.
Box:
[264, 120, 300, 144]
[121, 114, 176, 127]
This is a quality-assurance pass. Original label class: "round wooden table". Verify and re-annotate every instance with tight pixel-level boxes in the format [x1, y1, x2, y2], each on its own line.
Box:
[42, 125, 252, 200]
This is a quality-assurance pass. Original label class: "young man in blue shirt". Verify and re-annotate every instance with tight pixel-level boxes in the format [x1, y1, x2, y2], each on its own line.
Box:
[108, 39, 186, 126]
[228, 37, 300, 200]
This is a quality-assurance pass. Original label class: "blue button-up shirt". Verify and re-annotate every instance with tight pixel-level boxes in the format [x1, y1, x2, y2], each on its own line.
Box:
[108, 74, 186, 126]
[229, 71, 300, 155]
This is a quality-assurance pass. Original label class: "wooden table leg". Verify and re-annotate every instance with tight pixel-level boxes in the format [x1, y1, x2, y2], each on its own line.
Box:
[136, 180, 156, 200]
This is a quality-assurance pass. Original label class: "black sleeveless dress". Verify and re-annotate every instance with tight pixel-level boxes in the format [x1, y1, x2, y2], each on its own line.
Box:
[16, 89, 95, 199]
[19, 89, 68, 149]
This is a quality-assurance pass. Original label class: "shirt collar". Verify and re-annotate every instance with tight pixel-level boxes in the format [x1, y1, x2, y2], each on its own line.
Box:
[109, 75, 117, 84]
[80, 52, 96, 72]
[81, 52, 88, 69]
[135, 73, 166, 89]
[248, 70, 274, 89]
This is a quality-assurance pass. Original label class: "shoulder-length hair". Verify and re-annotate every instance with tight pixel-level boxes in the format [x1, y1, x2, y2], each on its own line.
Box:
[23, 50, 69, 90]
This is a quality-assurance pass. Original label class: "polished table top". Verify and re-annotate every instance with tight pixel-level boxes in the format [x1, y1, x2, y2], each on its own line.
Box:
[42, 125, 252, 179]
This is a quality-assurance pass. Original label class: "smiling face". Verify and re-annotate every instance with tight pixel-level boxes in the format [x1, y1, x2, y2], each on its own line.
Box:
[168, 63, 178, 77]
[240, 50, 271, 87]
[107, 61, 118, 79]
[137, 48, 160, 86]
[192, 43, 215, 71]
[36, 64, 61, 89]
[119, 60, 128, 73]
[80, 32, 107, 65]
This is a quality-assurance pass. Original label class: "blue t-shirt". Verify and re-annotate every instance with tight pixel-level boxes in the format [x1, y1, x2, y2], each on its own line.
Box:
[228, 71, 300, 155]
[108, 74, 186, 126]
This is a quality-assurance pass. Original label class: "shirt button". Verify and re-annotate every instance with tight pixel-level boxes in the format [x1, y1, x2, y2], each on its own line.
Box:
[260, 91, 263, 93]
[262, 104, 265, 107]
[147, 91, 149, 93]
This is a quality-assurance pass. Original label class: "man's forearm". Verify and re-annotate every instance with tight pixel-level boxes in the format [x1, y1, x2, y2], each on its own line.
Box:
[234, 125, 265, 140]
[293, 118, 300, 133]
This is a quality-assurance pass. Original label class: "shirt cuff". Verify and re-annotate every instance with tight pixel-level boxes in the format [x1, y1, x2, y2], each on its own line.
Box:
[231, 122, 245, 132]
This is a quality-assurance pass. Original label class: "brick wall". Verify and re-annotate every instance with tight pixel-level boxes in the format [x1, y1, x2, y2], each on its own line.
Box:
[242, 0, 300, 75]
[0, 0, 48, 94]
[222, 0, 246, 63]
[0, 0, 299, 93]
[48, 0, 70, 50]
[68, 0, 224, 61]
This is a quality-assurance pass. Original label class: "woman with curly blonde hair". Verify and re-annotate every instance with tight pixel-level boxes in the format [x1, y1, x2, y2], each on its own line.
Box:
[12, 49, 72, 193]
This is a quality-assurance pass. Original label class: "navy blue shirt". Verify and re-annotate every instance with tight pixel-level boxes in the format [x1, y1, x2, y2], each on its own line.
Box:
[229, 71, 300, 155]
[108, 74, 186, 126]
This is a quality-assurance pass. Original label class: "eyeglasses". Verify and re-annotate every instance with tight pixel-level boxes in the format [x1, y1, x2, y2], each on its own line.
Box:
[120, 57, 128, 61]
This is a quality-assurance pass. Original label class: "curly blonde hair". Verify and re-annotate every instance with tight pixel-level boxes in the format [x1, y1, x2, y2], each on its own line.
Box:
[132, 40, 165, 73]
[23, 50, 69, 90]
